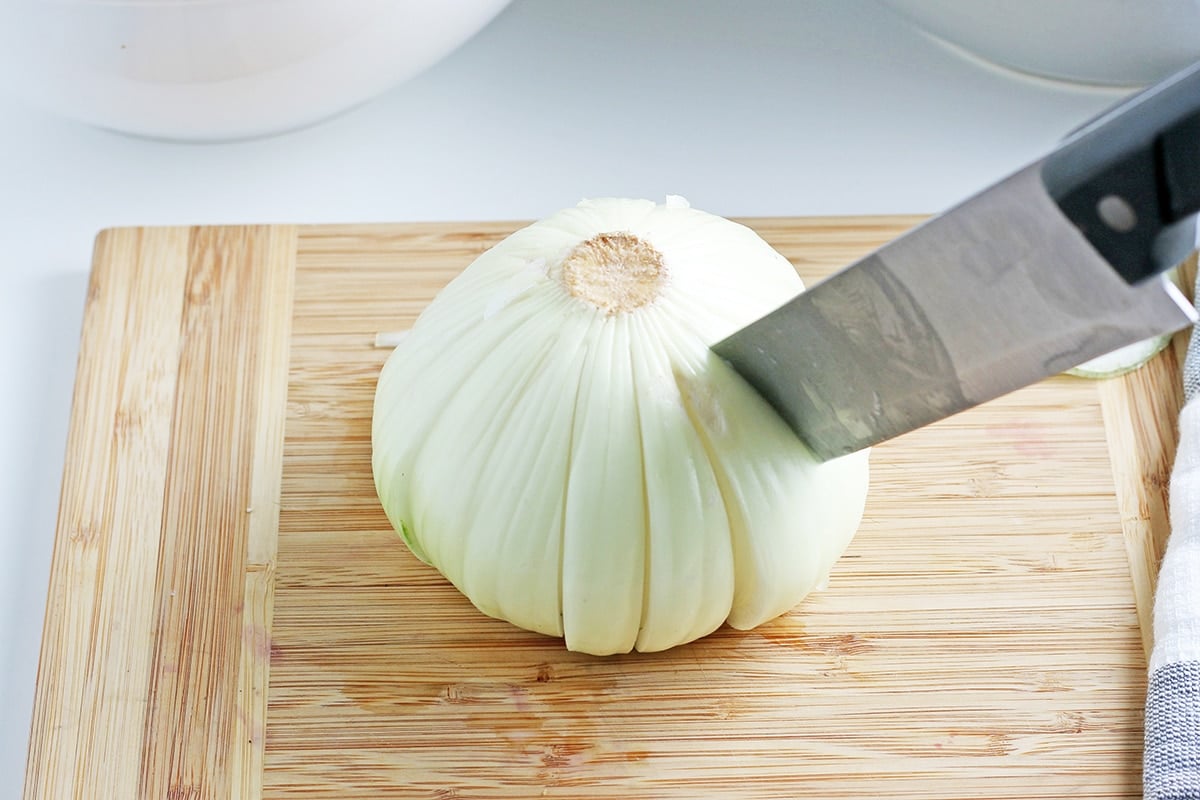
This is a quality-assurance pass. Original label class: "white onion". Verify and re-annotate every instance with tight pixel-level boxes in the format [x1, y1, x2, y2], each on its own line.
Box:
[372, 198, 870, 655]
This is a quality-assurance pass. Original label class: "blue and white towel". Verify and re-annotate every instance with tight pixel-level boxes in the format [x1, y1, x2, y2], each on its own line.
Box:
[1146, 297, 1200, 799]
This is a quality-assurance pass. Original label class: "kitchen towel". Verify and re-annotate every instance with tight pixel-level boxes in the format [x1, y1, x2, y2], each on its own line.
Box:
[1146, 279, 1200, 800]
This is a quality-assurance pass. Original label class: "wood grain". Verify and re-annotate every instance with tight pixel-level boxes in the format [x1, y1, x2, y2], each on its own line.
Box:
[24, 228, 191, 800]
[25, 214, 1185, 799]
[25, 226, 296, 800]
[1098, 254, 1195, 660]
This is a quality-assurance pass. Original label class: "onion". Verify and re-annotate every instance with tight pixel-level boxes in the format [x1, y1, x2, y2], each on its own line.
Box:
[372, 198, 870, 655]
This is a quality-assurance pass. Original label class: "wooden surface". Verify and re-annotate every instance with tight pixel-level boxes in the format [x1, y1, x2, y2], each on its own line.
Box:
[24, 216, 1189, 799]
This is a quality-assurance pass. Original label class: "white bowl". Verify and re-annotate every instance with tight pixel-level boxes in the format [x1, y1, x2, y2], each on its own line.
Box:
[879, 0, 1200, 87]
[0, 0, 512, 141]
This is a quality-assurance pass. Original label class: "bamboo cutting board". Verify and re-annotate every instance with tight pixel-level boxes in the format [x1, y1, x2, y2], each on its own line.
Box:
[24, 217, 1190, 799]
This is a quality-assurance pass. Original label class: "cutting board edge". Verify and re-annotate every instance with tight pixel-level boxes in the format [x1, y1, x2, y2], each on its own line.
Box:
[85, 212, 931, 239]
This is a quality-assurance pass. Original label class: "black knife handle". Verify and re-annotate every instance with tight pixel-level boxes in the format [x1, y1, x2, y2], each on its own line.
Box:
[1042, 61, 1200, 285]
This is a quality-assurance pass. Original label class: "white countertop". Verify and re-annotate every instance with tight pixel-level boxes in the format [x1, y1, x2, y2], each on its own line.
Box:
[0, 1, 1131, 794]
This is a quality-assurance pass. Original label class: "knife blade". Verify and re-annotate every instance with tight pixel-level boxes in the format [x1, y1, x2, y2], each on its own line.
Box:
[714, 62, 1200, 461]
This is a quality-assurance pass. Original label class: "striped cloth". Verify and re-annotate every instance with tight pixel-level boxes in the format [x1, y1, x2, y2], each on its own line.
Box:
[1145, 282, 1200, 800]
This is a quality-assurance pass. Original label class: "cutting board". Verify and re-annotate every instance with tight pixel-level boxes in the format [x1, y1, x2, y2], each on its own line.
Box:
[23, 217, 1190, 799]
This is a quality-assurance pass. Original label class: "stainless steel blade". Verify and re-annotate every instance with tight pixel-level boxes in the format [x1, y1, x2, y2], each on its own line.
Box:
[713, 162, 1197, 460]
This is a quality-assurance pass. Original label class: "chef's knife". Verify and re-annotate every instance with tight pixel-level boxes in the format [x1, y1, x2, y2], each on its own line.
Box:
[714, 61, 1200, 461]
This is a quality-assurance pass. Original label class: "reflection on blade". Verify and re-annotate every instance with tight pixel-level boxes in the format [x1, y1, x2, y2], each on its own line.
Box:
[715, 163, 1197, 460]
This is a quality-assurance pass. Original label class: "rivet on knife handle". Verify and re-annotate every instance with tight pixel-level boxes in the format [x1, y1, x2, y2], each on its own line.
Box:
[1043, 60, 1200, 285]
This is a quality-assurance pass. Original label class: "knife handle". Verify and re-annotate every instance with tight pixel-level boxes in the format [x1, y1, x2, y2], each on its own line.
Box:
[1042, 61, 1200, 285]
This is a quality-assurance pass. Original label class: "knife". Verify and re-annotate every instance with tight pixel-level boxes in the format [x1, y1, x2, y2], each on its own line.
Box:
[714, 61, 1200, 461]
